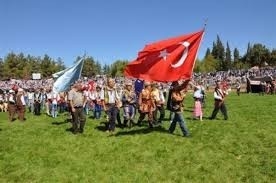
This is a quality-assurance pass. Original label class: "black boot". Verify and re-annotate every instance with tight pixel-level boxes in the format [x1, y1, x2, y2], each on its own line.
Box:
[79, 121, 85, 133]
[129, 120, 134, 128]
[137, 120, 142, 127]
[149, 122, 153, 128]
[123, 119, 128, 128]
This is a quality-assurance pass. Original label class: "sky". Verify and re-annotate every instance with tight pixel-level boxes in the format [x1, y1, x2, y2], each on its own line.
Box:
[0, 0, 275, 67]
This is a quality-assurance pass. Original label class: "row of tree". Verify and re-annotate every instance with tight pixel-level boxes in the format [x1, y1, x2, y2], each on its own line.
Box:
[0, 53, 66, 80]
[1, 37, 275, 79]
[0, 52, 129, 79]
[194, 36, 276, 73]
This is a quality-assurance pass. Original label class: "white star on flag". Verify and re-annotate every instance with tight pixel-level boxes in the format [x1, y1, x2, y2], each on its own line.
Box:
[159, 49, 169, 61]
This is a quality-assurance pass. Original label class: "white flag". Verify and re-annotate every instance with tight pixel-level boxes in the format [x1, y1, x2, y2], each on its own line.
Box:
[52, 59, 84, 93]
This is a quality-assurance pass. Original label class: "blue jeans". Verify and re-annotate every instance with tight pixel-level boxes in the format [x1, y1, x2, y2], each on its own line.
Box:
[51, 104, 58, 118]
[169, 112, 189, 136]
[83, 103, 89, 115]
[94, 104, 102, 119]
[41, 100, 45, 111]
[94, 111, 101, 119]
[169, 111, 174, 122]
[28, 102, 34, 113]
[123, 105, 135, 120]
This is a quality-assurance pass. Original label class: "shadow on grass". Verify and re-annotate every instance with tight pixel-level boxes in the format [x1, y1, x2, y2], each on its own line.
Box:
[183, 109, 194, 113]
[65, 127, 73, 131]
[95, 121, 108, 132]
[88, 115, 97, 119]
[185, 117, 205, 121]
[115, 125, 168, 136]
[52, 120, 70, 125]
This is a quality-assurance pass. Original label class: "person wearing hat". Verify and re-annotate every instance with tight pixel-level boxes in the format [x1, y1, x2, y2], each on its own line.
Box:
[151, 82, 165, 124]
[103, 78, 121, 133]
[16, 88, 26, 121]
[68, 83, 87, 134]
[121, 81, 136, 128]
[7, 90, 17, 121]
[168, 80, 190, 137]
[166, 81, 179, 123]
[209, 82, 228, 120]
[137, 81, 155, 128]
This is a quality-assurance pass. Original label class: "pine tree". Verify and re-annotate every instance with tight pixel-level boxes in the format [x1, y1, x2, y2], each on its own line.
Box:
[225, 42, 231, 70]
[215, 35, 226, 70]
[205, 48, 211, 58]
[233, 48, 240, 69]
[211, 42, 217, 58]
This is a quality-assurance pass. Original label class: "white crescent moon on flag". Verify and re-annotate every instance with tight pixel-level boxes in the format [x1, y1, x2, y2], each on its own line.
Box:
[171, 41, 190, 68]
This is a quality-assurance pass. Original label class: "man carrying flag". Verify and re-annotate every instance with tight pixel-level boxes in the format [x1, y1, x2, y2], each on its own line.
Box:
[124, 28, 205, 136]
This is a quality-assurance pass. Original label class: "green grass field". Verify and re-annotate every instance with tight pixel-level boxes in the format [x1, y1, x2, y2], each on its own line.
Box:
[0, 92, 276, 183]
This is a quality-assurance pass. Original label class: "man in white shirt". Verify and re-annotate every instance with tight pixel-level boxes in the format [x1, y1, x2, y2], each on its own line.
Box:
[27, 90, 34, 113]
[51, 91, 59, 118]
[90, 85, 104, 119]
[209, 82, 228, 120]
[103, 78, 121, 133]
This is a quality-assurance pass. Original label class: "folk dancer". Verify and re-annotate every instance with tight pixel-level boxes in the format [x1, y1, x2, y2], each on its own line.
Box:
[209, 82, 228, 120]
[168, 80, 190, 137]
[137, 81, 156, 128]
[122, 81, 136, 128]
[16, 88, 26, 121]
[193, 86, 203, 121]
[152, 83, 165, 124]
[91, 85, 104, 119]
[7, 90, 17, 121]
[68, 84, 87, 134]
[103, 78, 121, 133]
[33, 89, 41, 115]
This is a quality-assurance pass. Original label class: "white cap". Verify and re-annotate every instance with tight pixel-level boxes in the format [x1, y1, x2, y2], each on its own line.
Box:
[9, 90, 15, 93]
[193, 90, 202, 99]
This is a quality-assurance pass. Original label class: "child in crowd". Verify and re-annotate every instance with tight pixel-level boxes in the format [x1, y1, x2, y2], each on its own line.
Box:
[193, 87, 203, 121]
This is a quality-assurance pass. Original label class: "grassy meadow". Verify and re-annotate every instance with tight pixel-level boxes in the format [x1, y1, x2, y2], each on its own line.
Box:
[0, 92, 276, 182]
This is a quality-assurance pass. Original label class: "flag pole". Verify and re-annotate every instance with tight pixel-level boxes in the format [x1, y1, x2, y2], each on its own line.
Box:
[203, 18, 208, 30]
[190, 25, 206, 79]
[79, 52, 86, 79]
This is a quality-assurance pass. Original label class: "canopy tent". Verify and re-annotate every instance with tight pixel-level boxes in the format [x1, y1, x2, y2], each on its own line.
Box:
[249, 66, 259, 71]
[246, 76, 273, 93]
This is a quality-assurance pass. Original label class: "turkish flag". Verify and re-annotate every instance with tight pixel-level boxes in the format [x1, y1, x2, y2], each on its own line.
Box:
[124, 29, 204, 82]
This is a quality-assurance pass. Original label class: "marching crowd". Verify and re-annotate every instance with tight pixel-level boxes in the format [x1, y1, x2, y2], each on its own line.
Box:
[0, 76, 232, 137]
[1, 67, 275, 136]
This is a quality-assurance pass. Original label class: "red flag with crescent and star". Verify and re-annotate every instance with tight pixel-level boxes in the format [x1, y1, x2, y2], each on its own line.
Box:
[124, 29, 204, 82]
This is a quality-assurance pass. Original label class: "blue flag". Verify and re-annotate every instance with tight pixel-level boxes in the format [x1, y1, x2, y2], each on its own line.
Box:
[53, 59, 84, 93]
[52, 67, 71, 78]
